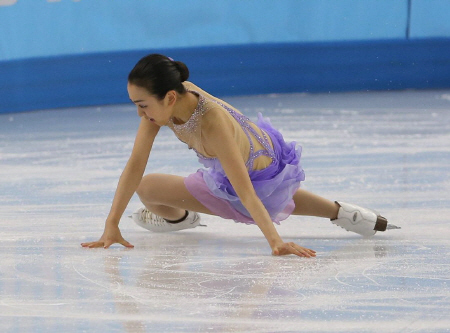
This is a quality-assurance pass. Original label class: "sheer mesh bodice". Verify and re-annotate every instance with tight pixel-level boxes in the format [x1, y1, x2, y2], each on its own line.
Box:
[167, 82, 275, 171]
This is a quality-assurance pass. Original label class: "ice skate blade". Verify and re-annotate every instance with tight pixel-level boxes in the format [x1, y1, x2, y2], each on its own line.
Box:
[386, 224, 401, 230]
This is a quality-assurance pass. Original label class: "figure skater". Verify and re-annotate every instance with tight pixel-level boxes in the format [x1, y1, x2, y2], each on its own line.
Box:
[81, 54, 399, 257]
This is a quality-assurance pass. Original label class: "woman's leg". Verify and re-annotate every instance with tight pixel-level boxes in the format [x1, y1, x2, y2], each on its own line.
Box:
[291, 188, 339, 219]
[137, 174, 339, 221]
[136, 173, 215, 220]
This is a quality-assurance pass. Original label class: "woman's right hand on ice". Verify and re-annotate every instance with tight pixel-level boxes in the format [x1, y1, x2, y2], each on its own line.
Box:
[272, 241, 316, 258]
[81, 225, 134, 249]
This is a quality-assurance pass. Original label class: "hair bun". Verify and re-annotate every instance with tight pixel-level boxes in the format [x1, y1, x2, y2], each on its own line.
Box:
[174, 61, 190, 82]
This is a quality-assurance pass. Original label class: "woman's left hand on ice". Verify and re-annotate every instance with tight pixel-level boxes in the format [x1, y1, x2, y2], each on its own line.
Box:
[272, 242, 316, 258]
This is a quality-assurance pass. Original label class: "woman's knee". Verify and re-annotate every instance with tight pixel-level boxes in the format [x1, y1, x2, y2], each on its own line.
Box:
[136, 173, 160, 200]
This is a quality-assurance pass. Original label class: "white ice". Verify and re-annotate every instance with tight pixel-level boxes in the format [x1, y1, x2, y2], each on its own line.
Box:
[0, 90, 449, 332]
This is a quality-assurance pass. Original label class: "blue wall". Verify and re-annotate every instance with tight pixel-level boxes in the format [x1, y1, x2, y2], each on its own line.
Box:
[0, 0, 409, 61]
[1, 0, 450, 113]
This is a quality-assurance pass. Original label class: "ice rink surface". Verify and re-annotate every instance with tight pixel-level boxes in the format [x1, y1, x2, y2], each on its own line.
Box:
[1, 89, 449, 332]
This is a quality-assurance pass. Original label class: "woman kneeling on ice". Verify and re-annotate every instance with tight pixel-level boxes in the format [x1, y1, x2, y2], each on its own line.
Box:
[81, 54, 399, 256]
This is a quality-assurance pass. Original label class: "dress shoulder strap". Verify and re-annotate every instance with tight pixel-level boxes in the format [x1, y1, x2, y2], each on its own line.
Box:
[210, 98, 275, 170]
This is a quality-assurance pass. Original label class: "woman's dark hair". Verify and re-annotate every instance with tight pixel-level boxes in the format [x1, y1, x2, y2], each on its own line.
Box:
[128, 54, 190, 100]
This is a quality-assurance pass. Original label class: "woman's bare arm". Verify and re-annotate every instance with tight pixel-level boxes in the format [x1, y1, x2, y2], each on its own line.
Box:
[81, 118, 160, 248]
[202, 110, 315, 257]
[106, 118, 160, 226]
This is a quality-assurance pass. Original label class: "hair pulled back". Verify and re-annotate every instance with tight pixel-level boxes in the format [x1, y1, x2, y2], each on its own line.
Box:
[128, 54, 190, 100]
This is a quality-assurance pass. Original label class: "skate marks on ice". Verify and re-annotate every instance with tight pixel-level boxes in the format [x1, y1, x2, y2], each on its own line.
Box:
[0, 89, 450, 332]
[1, 227, 449, 332]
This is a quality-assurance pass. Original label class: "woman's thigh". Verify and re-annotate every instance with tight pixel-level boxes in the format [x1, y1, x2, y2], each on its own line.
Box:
[137, 173, 215, 215]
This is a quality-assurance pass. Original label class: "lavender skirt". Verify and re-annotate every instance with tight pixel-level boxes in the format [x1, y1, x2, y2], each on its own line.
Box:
[184, 114, 305, 225]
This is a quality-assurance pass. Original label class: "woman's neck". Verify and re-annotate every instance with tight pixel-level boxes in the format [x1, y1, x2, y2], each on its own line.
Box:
[171, 91, 199, 125]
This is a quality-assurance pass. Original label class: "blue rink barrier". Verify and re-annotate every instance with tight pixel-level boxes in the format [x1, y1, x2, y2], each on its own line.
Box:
[1, 38, 450, 114]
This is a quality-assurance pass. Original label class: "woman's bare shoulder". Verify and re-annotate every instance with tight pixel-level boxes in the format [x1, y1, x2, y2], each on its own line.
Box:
[184, 81, 219, 101]
[201, 104, 234, 142]
[183, 81, 200, 92]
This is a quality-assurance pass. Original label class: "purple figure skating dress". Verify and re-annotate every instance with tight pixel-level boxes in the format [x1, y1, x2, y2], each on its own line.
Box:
[168, 82, 305, 225]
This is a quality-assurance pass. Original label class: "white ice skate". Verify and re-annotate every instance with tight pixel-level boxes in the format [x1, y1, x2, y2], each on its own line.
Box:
[331, 201, 400, 237]
[130, 208, 205, 233]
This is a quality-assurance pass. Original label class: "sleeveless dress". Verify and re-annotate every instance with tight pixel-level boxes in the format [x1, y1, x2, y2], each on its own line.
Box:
[167, 83, 305, 225]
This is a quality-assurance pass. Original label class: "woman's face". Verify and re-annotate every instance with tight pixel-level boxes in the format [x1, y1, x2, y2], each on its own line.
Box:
[127, 83, 171, 126]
